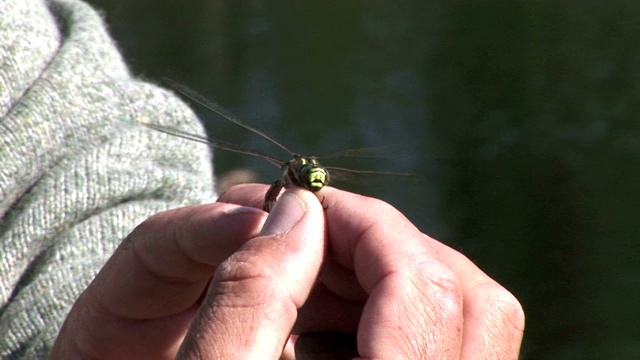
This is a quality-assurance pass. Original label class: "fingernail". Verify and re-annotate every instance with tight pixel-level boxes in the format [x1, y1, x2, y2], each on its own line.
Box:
[260, 191, 306, 236]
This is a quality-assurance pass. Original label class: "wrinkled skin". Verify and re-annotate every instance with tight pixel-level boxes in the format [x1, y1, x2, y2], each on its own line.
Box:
[51, 184, 524, 359]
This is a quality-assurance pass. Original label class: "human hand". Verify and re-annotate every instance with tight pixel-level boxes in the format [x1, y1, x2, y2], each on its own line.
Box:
[50, 184, 524, 359]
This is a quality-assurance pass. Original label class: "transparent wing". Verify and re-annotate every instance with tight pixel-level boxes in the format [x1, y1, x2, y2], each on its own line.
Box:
[321, 144, 451, 161]
[142, 122, 284, 168]
[320, 144, 409, 160]
[164, 79, 296, 156]
[325, 165, 422, 186]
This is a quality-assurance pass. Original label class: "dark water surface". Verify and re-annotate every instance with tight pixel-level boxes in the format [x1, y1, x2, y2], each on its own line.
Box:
[90, 1, 640, 357]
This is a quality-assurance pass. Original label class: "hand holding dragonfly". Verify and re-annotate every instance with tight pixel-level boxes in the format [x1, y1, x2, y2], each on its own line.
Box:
[51, 184, 524, 359]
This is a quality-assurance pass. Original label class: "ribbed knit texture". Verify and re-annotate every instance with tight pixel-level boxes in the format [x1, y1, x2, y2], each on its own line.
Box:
[0, 0, 216, 357]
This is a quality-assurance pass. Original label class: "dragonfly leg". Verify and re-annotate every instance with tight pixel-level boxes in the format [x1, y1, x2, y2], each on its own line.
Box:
[264, 179, 284, 212]
[320, 195, 328, 211]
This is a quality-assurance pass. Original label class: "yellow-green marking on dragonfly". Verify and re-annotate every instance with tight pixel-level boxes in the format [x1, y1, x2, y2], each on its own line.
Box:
[262, 155, 329, 211]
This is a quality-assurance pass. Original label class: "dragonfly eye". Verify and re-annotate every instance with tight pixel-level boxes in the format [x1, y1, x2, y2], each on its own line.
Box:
[298, 163, 328, 192]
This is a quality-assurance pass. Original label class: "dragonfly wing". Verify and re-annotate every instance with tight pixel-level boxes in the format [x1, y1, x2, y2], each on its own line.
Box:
[142, 122, 284, 168]
[324, 165, 421, 186]
[320, 144, 410, 160]
[164, 80, 296, 156]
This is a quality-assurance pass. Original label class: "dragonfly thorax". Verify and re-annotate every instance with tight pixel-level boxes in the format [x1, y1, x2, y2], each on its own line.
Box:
[284, 155, 329, 192]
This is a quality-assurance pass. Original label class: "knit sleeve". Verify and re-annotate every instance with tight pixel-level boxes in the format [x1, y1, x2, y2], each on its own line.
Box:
[0, 0, 216, 357]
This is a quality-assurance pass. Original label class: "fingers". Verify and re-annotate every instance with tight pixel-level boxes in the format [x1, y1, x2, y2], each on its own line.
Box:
[51, 201, 267, 359]
[177, 187, 326, 359]
[217, 183, 271, 209]
[319, 187, 523, 359]
[215, 184, 524, 359]
[95, 203, 267, 318]
[314, 188, 462, 358]
[425, 237, 525, 359]
[52, 182, 524, 359]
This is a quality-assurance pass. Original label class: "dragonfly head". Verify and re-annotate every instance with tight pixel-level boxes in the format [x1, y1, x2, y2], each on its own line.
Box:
[289, 156, 329, 192]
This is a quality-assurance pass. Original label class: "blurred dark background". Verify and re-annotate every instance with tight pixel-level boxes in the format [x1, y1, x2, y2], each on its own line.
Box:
[87, 1, 640, 358]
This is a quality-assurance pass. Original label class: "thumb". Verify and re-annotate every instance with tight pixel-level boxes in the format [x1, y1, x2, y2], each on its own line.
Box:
[178, 187, 326, 359]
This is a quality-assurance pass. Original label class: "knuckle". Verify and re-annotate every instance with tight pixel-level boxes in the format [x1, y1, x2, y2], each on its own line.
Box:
[422, 262, 464, 318]
[211, 251, 279, 307]
[472, 281, 526, 332]
[388, 259, 464, 352]
[407, 258, 464, 321]
[209, 249, 300, 324]
[215, 250, 275, 287]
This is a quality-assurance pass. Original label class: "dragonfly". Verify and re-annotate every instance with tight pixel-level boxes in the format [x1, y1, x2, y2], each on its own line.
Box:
[143, 84, 416, 212]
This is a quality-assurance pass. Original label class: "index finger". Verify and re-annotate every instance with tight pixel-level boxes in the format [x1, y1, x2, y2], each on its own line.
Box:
[52, 202, 268, 358]
[93, 203, 267, 319]
[320, 187, 435, 288]
[319, 186, 464, 358]
[216, 183, 271, 209]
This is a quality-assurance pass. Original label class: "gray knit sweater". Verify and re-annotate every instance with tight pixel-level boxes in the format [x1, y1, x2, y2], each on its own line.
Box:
[0, 0, 215, 357]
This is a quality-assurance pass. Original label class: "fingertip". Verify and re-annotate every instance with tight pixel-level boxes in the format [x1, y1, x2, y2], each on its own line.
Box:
[288, 186, 326, 213]
[260, 187, 325, 236]
[260, 190, 306, 236]
[182, 188, 328, 358]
